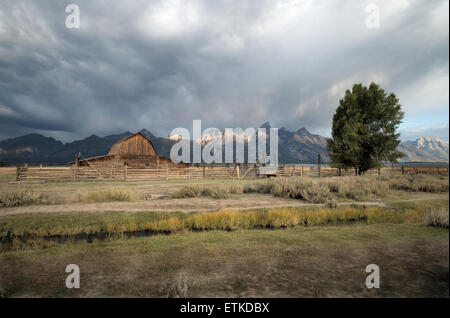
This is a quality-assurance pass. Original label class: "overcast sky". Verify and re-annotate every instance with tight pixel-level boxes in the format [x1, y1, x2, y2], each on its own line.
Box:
[0, 0, 448, 142]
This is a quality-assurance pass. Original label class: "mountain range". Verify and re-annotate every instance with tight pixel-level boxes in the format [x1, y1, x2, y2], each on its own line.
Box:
[0, 124, 448, 165]
[398, 137, 449, 162]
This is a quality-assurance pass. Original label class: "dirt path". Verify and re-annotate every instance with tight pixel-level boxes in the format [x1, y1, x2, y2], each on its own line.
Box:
[0, 194, 447, 216]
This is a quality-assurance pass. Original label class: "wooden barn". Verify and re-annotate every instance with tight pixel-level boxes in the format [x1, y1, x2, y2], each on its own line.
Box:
[70, 132, 183, 168]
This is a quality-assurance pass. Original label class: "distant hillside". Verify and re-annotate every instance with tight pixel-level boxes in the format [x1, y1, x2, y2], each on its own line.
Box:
[0, 132, 132, 164]
[0, 134, 64, 163]
[52, 132, 134, 162]
[276, 125, 329, 163]
[0, 127, 448, 165]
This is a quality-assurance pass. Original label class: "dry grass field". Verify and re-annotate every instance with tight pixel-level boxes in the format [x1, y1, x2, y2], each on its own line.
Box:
[0, 167, 448, 298]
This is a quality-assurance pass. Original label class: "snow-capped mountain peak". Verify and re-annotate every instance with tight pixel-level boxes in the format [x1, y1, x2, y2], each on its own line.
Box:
[401, 137, 449, 162]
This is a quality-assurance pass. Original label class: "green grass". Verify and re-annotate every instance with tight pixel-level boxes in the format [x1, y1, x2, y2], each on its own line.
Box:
[0, 173, 15, 183]
[387, 198, 449, 211]
[1, 173, 447, 298]
[0, 224, 448, 297]
[1, 199, 447, 252]
[0, 210, 186, 239]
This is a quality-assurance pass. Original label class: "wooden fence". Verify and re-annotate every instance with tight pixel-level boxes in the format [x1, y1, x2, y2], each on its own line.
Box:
[14, 163, 449, 182]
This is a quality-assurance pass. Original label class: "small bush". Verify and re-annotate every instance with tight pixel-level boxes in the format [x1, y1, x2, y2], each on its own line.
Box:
[169, 185, 204, 199]
[169, 183, 245, 200]
[325, 199, 338, 209]
[424, 209, 449, 228]
[0, 190, 50, 207]
[385, 175, 449, 193]
[203, 185, 230, 199]
[69, 189, 133, 203]
[243, 181, 272, 194]
[161, 273, 192, 298]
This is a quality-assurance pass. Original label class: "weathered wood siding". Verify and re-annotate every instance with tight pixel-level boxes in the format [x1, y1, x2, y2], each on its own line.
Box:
[113, 134, 157, 156]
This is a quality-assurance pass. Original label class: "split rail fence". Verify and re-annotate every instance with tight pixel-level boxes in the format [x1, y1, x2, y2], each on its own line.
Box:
[14, 163, 449, 182]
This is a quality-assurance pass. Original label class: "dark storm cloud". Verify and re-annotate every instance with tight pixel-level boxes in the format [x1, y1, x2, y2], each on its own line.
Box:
[0, 0, 448, 141]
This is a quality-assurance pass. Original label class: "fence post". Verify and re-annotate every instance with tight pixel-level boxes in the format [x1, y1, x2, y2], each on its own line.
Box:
[23, 163, 28, 179]
[16, 164, 20, 181]
[166, 163, 169, 180]
[236, 164, 240, 179]
[402, 165, 405, 175]
[301, 166, 303, 177]
[202, 166, 206, 179]
[338, 168, 342, 177]
[317, 154, 321, 177]
[74, 154, 80, 182]
[378, 167, 381, 176]
[124, 163, 128, 182]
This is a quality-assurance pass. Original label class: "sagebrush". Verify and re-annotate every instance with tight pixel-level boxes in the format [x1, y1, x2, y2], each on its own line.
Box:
[0, 190, 51, 207]
[69, 188, 133, 203]
[424, 209, 449, 228]
[171, 175, 447, 203]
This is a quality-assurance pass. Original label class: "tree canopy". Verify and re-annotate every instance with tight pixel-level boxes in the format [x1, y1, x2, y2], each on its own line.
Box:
[327, 83, 405, 174]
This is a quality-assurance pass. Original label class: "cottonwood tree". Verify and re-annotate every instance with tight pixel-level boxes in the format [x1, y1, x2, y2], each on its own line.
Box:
[327, 83, 405, 174]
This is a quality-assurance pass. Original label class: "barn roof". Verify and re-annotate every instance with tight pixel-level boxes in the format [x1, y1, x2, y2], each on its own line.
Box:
[106, 132, 156, 155]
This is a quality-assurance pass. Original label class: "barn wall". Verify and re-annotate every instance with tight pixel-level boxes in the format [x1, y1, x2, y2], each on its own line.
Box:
[76, 155, 185, 168]
[118, 156, 186, 168]
[77, 155, 117, 167]
[117, 134, 156, 156]
[119, 155, 158, 168]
